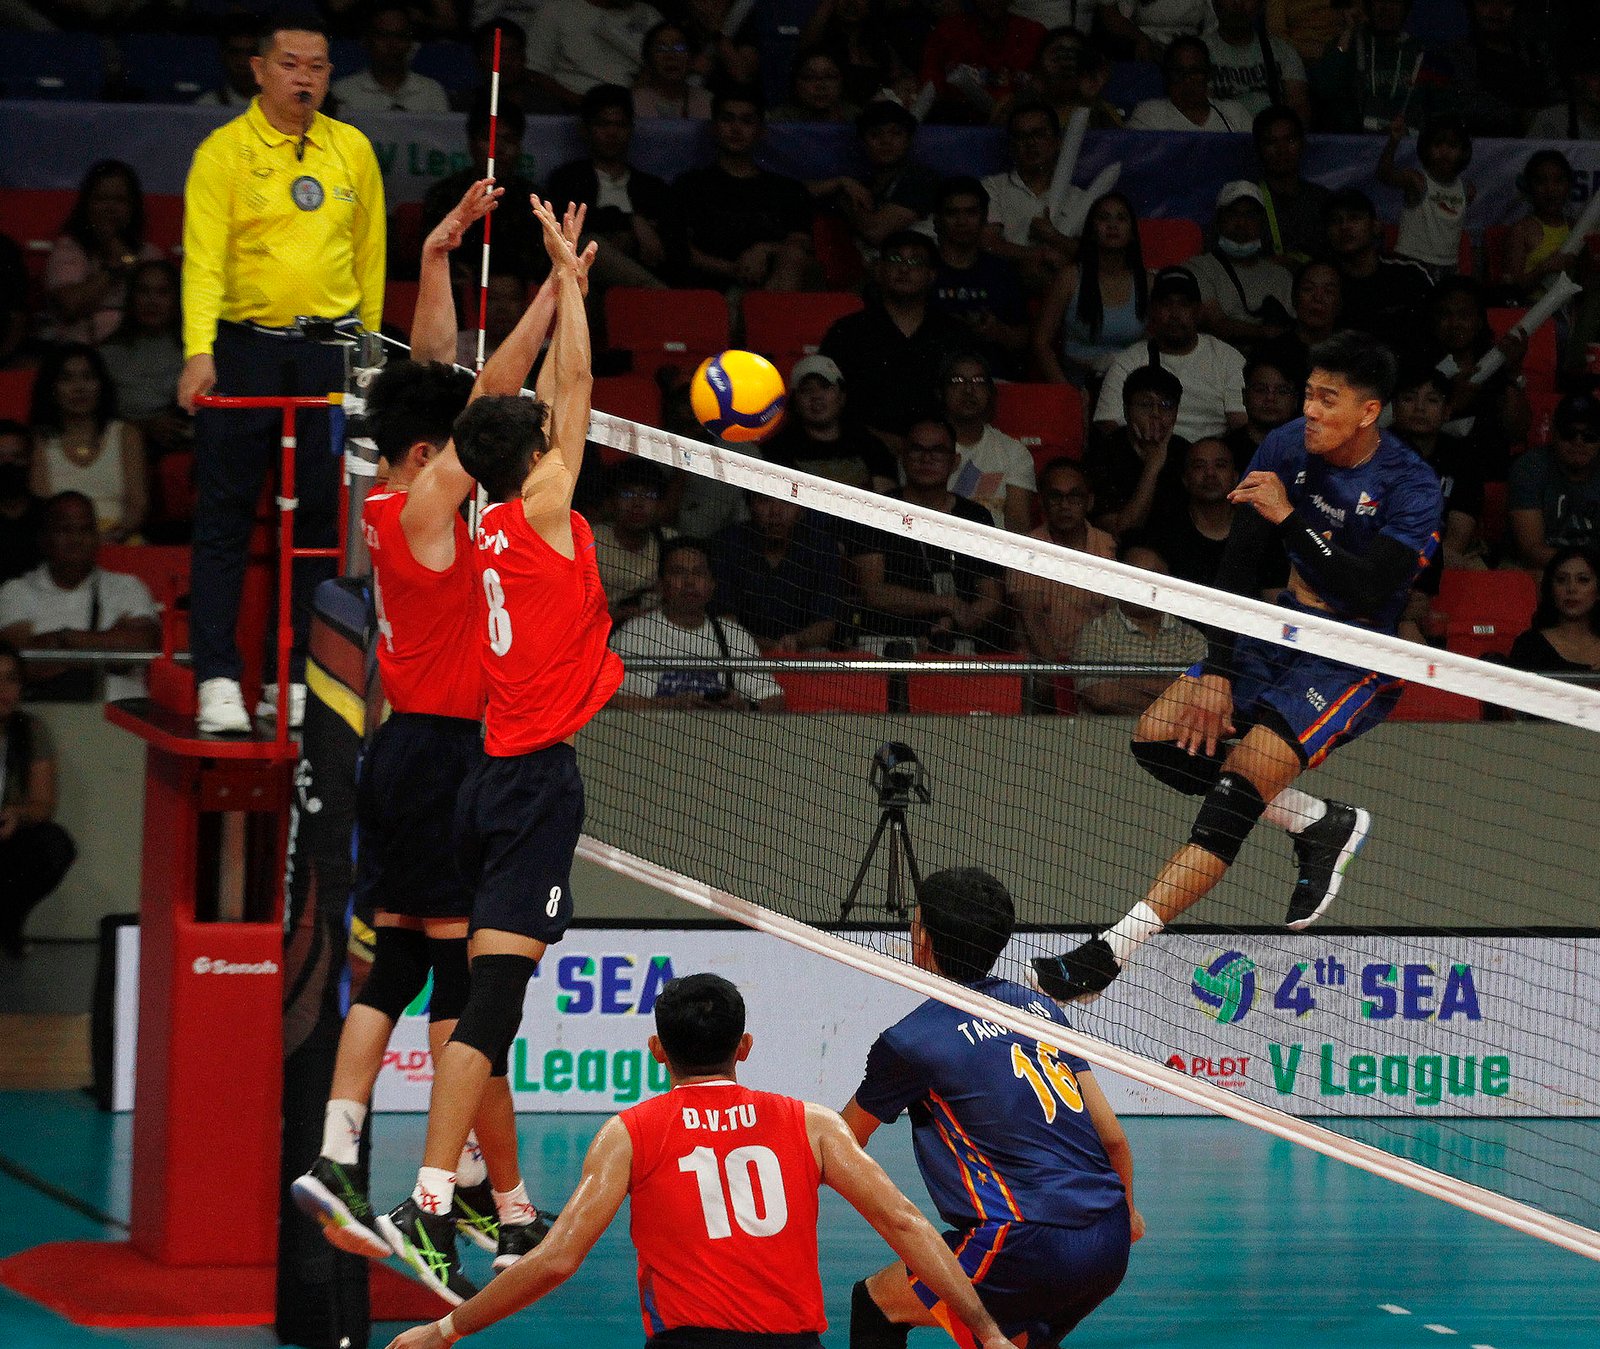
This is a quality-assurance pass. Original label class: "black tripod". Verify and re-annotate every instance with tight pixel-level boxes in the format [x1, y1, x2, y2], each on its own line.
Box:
[839, 742, 929, 921]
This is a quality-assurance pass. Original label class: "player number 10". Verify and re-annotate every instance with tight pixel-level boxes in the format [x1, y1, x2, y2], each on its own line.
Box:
[678, 1144, 789, 1239]
[1011, 1042, 1084, 1122]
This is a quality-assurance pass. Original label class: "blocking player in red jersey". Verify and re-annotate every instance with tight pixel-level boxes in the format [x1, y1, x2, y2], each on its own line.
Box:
[378, 196, 624, 1302]
[294, 183, 589, 1282]
[383, 973, 1015, 1349]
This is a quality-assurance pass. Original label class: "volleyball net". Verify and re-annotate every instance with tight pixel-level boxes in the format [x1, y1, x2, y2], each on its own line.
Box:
[571, 409, 1600, 1261]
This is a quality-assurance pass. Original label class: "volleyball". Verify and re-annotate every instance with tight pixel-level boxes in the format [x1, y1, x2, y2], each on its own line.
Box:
[689, 350, 786, 443]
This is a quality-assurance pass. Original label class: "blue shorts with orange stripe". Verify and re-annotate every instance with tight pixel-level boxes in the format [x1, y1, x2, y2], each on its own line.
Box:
[910, 1206, 1130, 1347]
[1191, 636, 1404, 770]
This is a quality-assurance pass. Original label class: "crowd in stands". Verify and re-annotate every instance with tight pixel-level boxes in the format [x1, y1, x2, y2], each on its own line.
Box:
[5, 0, 1600, 726]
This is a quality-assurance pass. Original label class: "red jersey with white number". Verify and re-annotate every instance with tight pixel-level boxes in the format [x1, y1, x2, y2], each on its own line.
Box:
[362, 491, 484, 720]
[621, 1081, 826, 1337]
[473, 501, 623, 755]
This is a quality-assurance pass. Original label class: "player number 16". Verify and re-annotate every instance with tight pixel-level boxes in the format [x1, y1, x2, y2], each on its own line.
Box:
[1011, 1042, 1085, 1122]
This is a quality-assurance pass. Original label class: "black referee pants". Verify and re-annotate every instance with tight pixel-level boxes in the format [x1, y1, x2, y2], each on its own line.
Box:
[190, 321, 344, 685]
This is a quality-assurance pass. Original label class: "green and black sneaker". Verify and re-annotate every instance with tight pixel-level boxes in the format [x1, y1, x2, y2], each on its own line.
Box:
[378, 1197, 479, 1306]
[452, 1179, 501, 1254]
[493, 1211, 553, 1272]
[290, 1157, 390, 1260]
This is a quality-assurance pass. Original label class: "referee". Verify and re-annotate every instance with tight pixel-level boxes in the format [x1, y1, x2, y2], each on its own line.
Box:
[178, 14, 385, 734]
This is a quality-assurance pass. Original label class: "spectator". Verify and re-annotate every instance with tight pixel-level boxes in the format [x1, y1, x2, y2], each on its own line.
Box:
[1379, 113, 1474, 279]
[1322, 188, 1432, 352]
[919, 0, 1047, 125]
[1075, 542, 1205, 714]
[1014, 1, 1114, 39]
[763, 355, 898, 493]
[939, 352, 1036, 532]
[929, 177, 1030, 379]
[1207, 0, 1310, 122]
[546, 84, 672, 292]
[1442, 0, 1561, 137]
[819, 230, 973, 453]
[1034, 191, 1149, 386]
[0, 424, 43, 585]
[0, 641, 76, 960]
[798, 0, 915, 109]
[632, 19, 714, 118]
[43, 160, 165, 347]
[770, 47, 859, 123]
[610, 538, 786, 710]
[677, 0, 761, 94]
[1094, 266, 1247, 446]
[1101, 0, 1217, 61]
[1312, 0, 1441, 133]
[332, 3, 451, 113]
[421, 97, 542, 286]
[1509, 392, 1600, 572]
[1506, 545, 1600, 674]
[595, 458, 673, 624]
[1224, 350, 1302, 468]
[980, 102, 1072, 291]
[1185, 181, 1294, 353]
[1261, 257, 1341, 380]
[1027, 25, 1124, 130]
[808, 99, 938, 256]
[1251, 106, 1328, 267]
[1500, 150, 1579, 305]
[195, 16, 264, 108]
[29, 345, 146, 544]
[1392, 364, 1482, 572]
[1526, 48, 1600, 140]
[456, 20, 561, 116]
[1268, 0, 1351, 65]
[848, 417, 1005, 653]
[1420, 276, 1527, 483]
[669, 89, 814, 293]
[0, 492, 160, 704]
[1085, 364, 1189, 537]
[1125, 38, 1252, 132]
[99, 260, 188, 462]
[528, 0, 664, 109]
[1145, 436, 1240, 586]
[711, 494, 841, 652]
[1008, 458, 1114, 661]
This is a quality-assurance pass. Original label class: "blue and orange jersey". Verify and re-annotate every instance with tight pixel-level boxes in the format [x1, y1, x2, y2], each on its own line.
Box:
[1249, 419, 1443, 633]
[853, 977, 1125, 1231]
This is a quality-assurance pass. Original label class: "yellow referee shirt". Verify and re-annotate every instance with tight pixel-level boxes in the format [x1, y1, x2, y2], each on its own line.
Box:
[182, 97, 386, 358]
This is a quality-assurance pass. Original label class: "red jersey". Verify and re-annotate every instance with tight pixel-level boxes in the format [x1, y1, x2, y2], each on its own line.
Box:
[621, 1082, 827, 1338]
[362, 491, 484, 720]
[472, 501, 623, 756]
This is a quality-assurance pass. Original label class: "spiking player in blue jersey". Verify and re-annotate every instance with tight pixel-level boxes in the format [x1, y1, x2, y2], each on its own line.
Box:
[1035, 332, 1444, 1003]
[843, 868, 1140, 1349]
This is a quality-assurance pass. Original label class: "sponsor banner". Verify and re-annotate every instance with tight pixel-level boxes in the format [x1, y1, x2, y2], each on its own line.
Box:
[4, 102, 1600, 229]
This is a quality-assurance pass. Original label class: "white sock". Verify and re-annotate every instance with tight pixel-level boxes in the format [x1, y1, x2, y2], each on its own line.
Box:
[322, 1100, 366, 1167]
[413, 1166, 456, 1217]
[1104, 902, 1163, 966]
[1263, 787, 1328, 835]
[456, 1132, 488, 1189]
[494, 1181, 537, 1227]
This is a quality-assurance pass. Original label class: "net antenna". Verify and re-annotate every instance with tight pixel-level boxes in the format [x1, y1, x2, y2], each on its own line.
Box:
[468, 24, 502, 536]
[839, 741, 930, 921]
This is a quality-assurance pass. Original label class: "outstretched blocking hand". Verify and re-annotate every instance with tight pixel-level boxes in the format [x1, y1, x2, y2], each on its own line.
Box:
[424, 177, 503, 255]
[532, 197, 597, 290]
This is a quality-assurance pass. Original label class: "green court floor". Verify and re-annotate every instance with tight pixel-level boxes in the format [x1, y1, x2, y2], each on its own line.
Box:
[2, 1092, 1597, 1348]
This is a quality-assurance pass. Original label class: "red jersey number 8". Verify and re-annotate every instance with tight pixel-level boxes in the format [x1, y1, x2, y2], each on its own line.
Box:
[678, 1144, 789, 1239]
[483, 568, 512, 656]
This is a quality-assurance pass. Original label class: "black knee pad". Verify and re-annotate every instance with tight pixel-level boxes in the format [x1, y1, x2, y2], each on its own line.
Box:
[450, 954, 538, 1070]
[1132, 739, 1224, 796]
[427, 937, 470, 1023]
[353, 926, 431, 1020]
[1189, 771, 1268, 866]
[850, 1280, 910, 1349]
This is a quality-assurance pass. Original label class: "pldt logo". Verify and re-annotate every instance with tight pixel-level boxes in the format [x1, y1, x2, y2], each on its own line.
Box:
[1192, 951, 1256, 1023]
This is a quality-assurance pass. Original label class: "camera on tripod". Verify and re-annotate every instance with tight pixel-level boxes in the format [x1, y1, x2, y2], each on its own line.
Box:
[870, 741, 930, 809]
[840, 743, 929, 921]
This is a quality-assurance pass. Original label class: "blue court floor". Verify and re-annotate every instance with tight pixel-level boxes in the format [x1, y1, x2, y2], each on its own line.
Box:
[2, 1091, 1598, 1348]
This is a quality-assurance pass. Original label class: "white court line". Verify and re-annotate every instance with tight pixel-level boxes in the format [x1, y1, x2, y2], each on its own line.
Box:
[1423, 1327, 1459, 1336]
[1379, 1305, 1412, 1315]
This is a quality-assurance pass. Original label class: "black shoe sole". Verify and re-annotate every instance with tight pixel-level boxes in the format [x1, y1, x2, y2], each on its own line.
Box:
[290, 1173, 391, 1260]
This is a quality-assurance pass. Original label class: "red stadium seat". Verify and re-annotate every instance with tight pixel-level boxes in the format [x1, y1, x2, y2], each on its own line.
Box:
[1523, 387, 1561, 452]
[1481, 224, 1511, 286]
[1487, 307, 1558, 389]
[0, 188, 74, 278]
[99, 542, 192, 654]
[742, 290, 862, 363]
[811, 212, 865, 289]
[1389, 682, 1482, 722]
[153, 449, 197, 536]
[0, 366, 36, 421]
[389, 201, 426, 275]
[382, 280, 421, 333]
[591, 374, 662, 463]
[773, 658, 890, 713]
[1137, 218, 1203, 272]
[992, 382, 1085, 464]
[906, 658, 1024, 716]
[144, 193, 185, 256]
[605, 287, 729, 381]
[1436, 567, 1537, 660]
